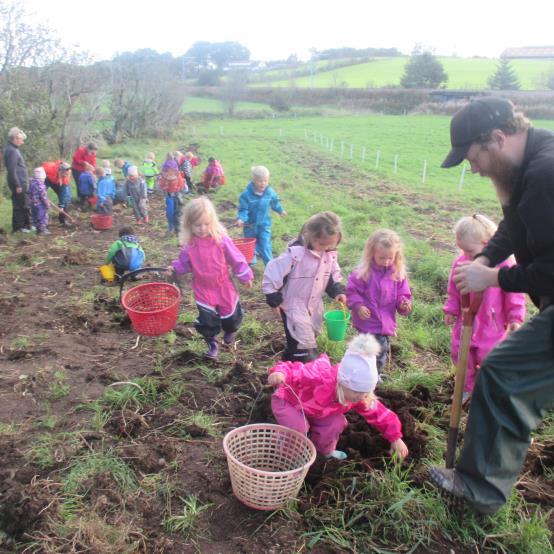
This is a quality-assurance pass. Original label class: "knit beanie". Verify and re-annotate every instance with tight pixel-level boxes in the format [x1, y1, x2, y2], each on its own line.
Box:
[127, 165, 138, 177]
[33, 167, 46, 180]
[337, 334, 380, 393]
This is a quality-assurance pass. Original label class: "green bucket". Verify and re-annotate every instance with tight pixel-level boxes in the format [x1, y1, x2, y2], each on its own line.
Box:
[324, 310, 351, 341]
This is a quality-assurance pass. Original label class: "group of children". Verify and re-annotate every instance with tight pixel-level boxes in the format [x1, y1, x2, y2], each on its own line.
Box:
[101, 157, 526, 464]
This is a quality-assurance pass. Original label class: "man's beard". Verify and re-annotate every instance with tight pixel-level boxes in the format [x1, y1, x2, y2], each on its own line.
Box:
[488, 149, 520, 206]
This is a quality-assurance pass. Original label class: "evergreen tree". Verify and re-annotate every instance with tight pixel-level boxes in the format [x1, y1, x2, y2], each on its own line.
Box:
[400, 51, 448, 89]
[488, 58, 520, 90]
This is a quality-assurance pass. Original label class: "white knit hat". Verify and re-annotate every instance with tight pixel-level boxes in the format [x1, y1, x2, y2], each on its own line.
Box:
[337, 334, 380, 392]
[127, 165, 138, 177]
[105, 167, 112, 175]
[33, 167, 46, 179]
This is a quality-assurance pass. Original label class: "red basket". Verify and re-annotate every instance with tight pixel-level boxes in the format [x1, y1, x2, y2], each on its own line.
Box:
[121, 282, 181, 336]
[90, 213, 113, 230]
[233, 238, 256, 263]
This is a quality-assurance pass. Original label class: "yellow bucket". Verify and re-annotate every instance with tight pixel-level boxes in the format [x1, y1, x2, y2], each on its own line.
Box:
[99, 263, 116, 282]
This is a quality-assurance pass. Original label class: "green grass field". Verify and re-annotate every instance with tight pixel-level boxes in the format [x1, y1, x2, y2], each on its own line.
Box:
[255, 56, 554, 90]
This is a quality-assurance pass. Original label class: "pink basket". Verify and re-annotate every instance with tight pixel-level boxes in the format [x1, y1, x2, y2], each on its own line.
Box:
[223, 424, 316, 510]
[90, 213, 113, 230]
[233, 238, 256, 263]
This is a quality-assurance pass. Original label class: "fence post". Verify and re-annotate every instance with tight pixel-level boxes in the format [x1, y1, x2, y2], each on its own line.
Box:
[340, 141, 345, 159]
[458, 164, 466, 191]
[361, 147, 366, 162]
[330, 138, 334, 152]
[393, 154, 398, 173]
[422, 160, 428, 184]
[375, 150, 380, 169]
[304, 129, 308, 140]
[220, 126, 224, 136]
[349, 144, 354, 160]
[313, 131, 317, 144]
[279, 128, 283, 137]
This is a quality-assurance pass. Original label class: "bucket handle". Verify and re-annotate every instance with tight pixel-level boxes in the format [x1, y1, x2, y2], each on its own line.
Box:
[248, 381, 311, 452]
[118, 266, 181, 302]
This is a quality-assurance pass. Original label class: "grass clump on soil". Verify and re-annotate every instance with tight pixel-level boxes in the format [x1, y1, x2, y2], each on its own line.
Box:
[48, 370, 71, 400]
[25, 432, 83, 469]
[163, 494, 211, 537]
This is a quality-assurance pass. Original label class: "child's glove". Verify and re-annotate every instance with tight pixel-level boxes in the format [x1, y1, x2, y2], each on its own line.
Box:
[357, 306, 371, 320]
[268, 372, 285, 387]
[389, 438, 408, 460]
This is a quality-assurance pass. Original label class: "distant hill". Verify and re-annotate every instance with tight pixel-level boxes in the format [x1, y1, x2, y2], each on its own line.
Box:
[253, 56, 554, 90]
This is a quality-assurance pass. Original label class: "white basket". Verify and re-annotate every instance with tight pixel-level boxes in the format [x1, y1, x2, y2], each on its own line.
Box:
[223, 423, 316, 510]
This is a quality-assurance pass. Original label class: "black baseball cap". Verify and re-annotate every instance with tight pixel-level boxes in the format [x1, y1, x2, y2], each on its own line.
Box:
[441, 97, 515, 168]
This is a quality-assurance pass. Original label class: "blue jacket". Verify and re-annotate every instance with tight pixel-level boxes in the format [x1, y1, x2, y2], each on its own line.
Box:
[97, 176, 115, 204]
[78, 172, 95, 196]
[237, 182, 284, 230]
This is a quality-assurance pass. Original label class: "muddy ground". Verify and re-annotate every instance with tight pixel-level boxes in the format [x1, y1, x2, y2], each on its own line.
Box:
[0, 175, 552, 553]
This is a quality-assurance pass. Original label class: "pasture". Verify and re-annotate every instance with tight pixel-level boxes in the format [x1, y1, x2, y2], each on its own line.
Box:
[256, 56, 554, 89]
[0, 112, 552, 552]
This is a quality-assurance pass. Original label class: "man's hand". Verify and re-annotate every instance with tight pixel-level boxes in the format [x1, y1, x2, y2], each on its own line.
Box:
[453, 261, 499, 294]
[358, 306, 371, 320]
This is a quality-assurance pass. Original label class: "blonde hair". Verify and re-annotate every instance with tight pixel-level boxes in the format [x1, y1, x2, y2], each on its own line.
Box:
[95, 166, 105, 178]
[251, 165, 270, 180]
[454, 214, 497, 244]
[102, 159, 111, 168]
[357, 229, 406, 281]
[146, 152, 155, 160]
[336, 383, 376, 407]
[178, 197, 227, 246]
[300, 211, 342, 247]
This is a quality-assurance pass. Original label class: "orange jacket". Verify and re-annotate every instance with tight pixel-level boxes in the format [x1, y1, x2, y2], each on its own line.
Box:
[42, 160, 71, 185]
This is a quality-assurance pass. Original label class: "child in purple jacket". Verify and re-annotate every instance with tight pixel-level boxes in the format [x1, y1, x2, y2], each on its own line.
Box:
[28, 167, 50, 235]
[167, 197, 254, 360]
[346, 229, 412, 374]
[443, 215, 526, 402]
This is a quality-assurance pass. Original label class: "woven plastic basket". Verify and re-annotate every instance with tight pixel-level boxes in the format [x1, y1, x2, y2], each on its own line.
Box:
[232, 238, 256, 263]
[90, 213, 113, 230]
[223, 423, 316, 510]
[121, 282, 180, 336]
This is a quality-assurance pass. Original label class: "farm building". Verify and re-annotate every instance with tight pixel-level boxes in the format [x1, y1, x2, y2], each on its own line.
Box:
[502, 46, 554, 59]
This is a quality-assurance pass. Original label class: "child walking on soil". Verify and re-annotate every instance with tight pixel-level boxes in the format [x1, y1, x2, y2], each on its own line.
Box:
[443, 214, 526, 402]
[77, 162, 96, 210]
[105, 226, 145, 278]
[237, 165, 286, 265]
[125, 165, 149, 224]
[346, 229, 412, 376]
[28, 167, 50, 235]
[168, 197, 254, 360]
[268, 334, 409, 460]
[262, 211, 346, 363]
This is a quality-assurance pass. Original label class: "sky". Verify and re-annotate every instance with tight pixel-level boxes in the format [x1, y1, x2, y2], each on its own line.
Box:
[20, 0, 554, 62]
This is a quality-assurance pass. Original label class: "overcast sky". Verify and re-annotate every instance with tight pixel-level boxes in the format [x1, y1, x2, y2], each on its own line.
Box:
[21, 0, 554, 62]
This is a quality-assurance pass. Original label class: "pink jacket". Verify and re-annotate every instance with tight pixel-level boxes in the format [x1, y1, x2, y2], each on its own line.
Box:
[269, 355, 403, 443]
[346, 264, 412, 336]
[171, 235, 253, 317]
[443, 254, 526, 359]
[262, 245, 343, 349]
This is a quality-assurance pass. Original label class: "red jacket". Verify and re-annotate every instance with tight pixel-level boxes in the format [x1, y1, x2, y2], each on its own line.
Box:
[42, 160, 71, 185]
[72, 147, 96, 172]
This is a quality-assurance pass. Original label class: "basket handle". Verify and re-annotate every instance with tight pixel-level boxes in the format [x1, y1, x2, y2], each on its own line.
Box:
[118, 266, 180, 302]
[248, 382, 311, 451]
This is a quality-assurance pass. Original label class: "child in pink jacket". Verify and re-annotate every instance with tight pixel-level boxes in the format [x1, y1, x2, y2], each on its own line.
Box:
[444, 215, 526, 402]
[262, 212, 346, 363]
[346, 229, 412, 374]
[168, 197, 254, 360]
[268, 334, 409, 460]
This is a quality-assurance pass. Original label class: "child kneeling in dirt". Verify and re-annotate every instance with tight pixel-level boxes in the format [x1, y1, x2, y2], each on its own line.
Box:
[105, 227, 145, 278]
[267, 334, 409, 460]
[167, 197, 254, 360]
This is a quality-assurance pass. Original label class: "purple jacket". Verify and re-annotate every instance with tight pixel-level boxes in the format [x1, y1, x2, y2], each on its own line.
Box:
[27, 178, 49, 208]
[346, 263, 412, 336]
[443, 254, 526, 359]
